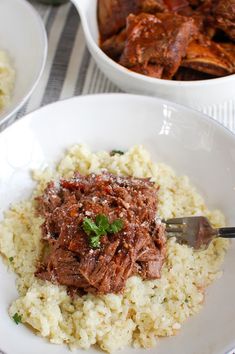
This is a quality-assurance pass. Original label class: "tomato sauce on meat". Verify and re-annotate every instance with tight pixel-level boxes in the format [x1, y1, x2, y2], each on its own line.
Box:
[35, 172, 166, 294]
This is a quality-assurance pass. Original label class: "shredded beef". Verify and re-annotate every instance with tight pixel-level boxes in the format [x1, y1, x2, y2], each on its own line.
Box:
[98, 0, 235, 80]
[35, 172, 166, 294]
[98, 0, 166, 40]
[101, 29, 127, 61]
[213, 0, 235, 41]
[119, 13, 198, 79]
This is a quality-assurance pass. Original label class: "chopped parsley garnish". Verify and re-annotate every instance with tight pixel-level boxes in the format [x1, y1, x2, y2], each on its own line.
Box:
[90, 235, 101, 249]
[9, 257, 14, 262]
[110, 150, 124, 156]
[12, 312, 22, 325]
[82, 214, 123, 248]
[108, 219, 123, 233]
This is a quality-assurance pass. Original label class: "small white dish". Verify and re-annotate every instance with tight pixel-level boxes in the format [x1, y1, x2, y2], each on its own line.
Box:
[0, 93, 235, 354]
[72, 0, 235, 109]
[0, 0, 47, 126]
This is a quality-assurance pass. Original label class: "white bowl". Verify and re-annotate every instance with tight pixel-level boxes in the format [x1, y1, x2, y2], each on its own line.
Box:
[0, 94, 235, 354]
[0, 0, 47, 126]
[72, 0, 235, 109]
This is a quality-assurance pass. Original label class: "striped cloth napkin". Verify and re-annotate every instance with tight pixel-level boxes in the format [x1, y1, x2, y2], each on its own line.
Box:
[9, 1, 235, 134]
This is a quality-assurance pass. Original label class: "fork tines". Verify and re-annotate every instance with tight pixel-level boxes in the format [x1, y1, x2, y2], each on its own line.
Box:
[164, 218, 186, 233]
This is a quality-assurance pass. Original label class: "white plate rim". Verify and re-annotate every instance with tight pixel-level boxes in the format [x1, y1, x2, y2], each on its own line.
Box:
[1, 93, 235, 139]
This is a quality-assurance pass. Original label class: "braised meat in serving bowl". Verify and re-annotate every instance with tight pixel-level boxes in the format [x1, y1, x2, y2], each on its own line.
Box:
[98, 0, 235, 80]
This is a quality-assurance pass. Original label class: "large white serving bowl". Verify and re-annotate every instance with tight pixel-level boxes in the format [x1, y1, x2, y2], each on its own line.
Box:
[0, 0, 47, 126]
[71, 0, 235, 109]
[0, 94, 235, 354]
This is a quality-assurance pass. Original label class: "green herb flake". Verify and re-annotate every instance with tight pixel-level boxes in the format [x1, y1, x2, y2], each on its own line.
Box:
[9, 257, 14, 262]
[83, 218, 99, 236]
[110, 150, 124, 156]
[13, 312, 22, 325]
[108, 219, 123, 234]
[82, 214, 124, 249]
[90, 235, 101, 248]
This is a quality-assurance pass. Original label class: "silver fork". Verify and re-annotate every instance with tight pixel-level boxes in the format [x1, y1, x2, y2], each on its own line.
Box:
[164, 216, 235, 249]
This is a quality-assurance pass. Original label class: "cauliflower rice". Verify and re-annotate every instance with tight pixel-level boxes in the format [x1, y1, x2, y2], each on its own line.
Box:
[0, 50, 15, 112]
[0, 145, 229, 352]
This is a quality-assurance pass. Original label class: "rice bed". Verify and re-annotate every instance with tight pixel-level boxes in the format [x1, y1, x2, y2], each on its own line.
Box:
[0, 145, 229, 352]
[0, 50, 15, 111]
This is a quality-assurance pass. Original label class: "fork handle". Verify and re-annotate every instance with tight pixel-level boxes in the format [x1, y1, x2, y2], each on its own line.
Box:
[217, 227, 235, 238]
